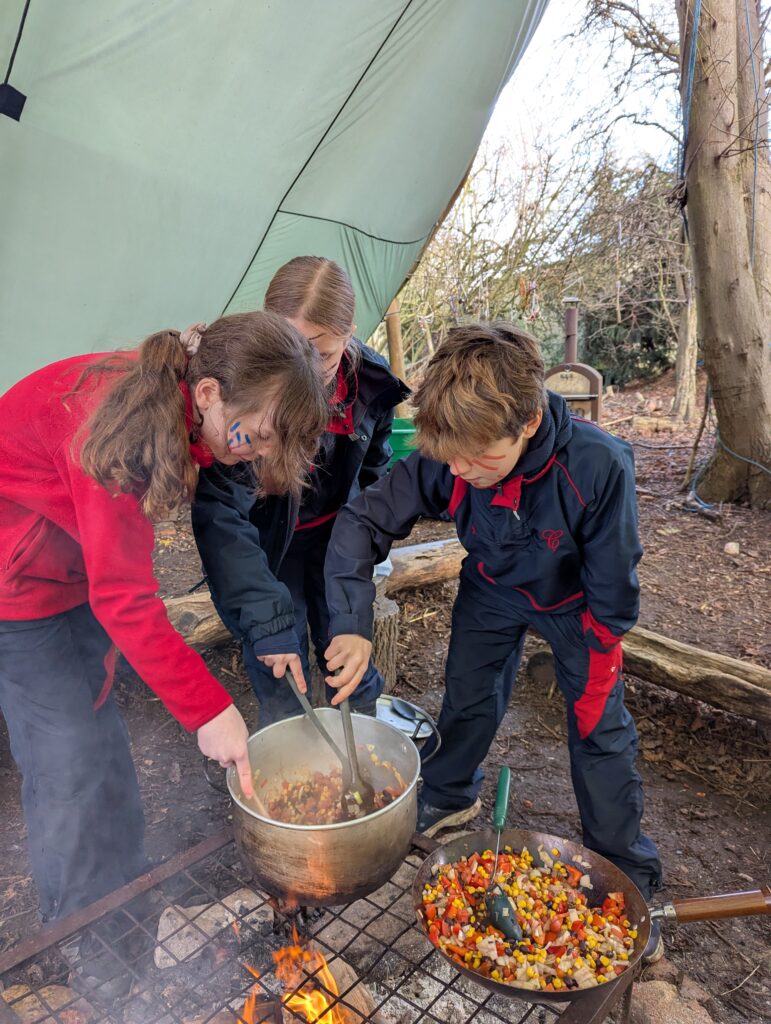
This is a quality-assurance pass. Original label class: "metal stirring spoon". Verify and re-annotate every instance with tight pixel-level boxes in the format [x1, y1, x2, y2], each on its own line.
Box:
[283, 669, 349, 770]
[339, 698, 377, 818]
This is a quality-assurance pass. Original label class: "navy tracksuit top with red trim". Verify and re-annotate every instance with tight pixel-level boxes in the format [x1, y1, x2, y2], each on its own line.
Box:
[325, 392, 642, 645]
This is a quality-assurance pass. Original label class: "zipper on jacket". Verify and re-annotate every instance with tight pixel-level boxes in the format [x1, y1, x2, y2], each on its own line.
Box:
[496, 482, 520, 519]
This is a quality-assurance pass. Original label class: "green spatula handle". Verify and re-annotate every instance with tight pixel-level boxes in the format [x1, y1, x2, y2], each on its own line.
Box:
[492, 765, 511, 831]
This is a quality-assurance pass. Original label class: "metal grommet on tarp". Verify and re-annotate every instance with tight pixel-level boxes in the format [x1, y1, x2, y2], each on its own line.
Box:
[0, 83, 26, 121]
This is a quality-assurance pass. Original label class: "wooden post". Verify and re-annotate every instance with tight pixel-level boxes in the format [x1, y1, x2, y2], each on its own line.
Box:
[384, 298, 411, 417]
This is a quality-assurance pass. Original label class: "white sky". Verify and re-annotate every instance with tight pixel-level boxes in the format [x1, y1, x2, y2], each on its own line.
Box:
[486, 0, 678, 167]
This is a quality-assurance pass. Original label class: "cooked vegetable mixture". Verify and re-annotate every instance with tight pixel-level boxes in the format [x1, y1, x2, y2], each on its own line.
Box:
[265, 766, 404, 825]
[419, 844, 638, 991]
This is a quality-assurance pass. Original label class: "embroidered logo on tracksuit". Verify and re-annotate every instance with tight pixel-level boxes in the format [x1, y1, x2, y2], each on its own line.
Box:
[541, 528, 564, 552]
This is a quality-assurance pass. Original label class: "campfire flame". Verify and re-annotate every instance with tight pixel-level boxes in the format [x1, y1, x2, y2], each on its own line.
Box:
[241, 928, 347, 1024]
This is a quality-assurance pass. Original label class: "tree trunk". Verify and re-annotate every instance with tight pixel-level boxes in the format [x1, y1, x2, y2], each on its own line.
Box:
[676, 0, 771, 508]
[670, 254, 698, 422]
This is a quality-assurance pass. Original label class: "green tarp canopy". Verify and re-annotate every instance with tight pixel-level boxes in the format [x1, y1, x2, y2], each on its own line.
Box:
[0, 0, 548, 390]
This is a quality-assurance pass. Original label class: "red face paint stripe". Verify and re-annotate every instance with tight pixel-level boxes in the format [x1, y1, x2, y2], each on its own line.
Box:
[574, 644, 622, 739]
[470, 453, 507, 470]
[554, 459, 587, 507]
[512, 587, 584, 611]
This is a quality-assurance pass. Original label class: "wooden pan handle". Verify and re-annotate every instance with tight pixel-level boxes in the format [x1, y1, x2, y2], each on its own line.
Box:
[671, 886, 771, 923]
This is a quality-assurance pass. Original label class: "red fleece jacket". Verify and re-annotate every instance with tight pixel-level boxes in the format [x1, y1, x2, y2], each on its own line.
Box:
[0, 353, 232, 731]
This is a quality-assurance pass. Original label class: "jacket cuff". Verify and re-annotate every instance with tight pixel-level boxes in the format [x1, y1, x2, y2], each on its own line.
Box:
[329, 613, 372, 642]
[245, 612, 296, 647]
[251, 628, 302, 657]
[181, 692, 234, 732]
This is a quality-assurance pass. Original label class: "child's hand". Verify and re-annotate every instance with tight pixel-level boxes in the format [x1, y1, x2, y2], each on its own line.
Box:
[197, 704, 254, 799]
[324, 635, 372, 704]
[256, 653, 308, 693]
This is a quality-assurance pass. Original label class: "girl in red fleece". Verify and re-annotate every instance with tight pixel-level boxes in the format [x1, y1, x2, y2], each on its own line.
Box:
[0, 312, 327, 922]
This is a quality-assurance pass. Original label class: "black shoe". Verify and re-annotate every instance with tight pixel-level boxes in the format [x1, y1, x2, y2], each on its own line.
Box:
[642, 920, 664, 964]
[416, 797, 482, 837]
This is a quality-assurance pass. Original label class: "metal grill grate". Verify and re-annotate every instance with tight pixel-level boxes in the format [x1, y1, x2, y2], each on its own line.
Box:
[0, 832, 633, 1024]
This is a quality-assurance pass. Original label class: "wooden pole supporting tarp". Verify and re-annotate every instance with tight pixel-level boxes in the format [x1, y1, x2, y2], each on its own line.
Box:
[384, 298, 411, 417]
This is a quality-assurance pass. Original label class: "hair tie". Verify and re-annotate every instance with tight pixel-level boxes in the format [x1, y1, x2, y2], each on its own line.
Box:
[179, 322, 206, 356]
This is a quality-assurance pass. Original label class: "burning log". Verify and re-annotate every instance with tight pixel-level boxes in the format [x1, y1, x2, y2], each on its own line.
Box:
[269, 937, 380, 1024]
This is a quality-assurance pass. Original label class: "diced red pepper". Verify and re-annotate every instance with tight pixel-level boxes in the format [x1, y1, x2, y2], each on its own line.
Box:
[564, 865, 583, 888]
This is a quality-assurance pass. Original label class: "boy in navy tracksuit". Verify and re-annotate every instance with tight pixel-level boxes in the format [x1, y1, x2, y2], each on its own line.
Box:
[322, 321, 664, 960]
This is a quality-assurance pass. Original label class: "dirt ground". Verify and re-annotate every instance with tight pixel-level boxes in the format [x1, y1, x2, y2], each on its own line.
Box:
[1, 370, 769, 1023]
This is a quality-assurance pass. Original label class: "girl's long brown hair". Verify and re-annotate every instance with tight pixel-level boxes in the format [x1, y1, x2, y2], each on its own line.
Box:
[264, 255, 355, 335]
[77, 311, 328, 519]
[264, 255, 361, 373]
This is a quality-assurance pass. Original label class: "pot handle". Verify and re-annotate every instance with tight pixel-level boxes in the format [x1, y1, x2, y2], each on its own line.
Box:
[202, 756, 230, 795]
[416, 708, 442, 766]
[655, 886, 771, 923]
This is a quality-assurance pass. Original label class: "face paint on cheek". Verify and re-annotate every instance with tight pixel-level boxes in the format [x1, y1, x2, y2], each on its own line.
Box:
[226, 421, 242, 449]
[471, 454, 507, 472]
[226, 420, 255, 455]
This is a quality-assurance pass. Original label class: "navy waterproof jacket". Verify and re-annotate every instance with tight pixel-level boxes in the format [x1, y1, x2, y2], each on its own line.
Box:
[325, 392, 642, 651]
[191, 343, 408, 657]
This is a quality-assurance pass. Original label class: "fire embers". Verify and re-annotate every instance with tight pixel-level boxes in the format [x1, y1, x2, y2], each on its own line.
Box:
[240, 928, 375, 1024]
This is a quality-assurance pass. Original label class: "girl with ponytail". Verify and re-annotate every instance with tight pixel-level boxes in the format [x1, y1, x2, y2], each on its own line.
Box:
[0, 312, 328, 932]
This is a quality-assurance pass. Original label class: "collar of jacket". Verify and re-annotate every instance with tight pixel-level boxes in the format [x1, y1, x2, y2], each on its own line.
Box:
[354, 341, 410, 414]
[488, 392, 572, 509]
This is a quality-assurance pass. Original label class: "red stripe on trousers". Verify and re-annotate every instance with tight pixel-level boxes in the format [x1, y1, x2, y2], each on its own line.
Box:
[574, 642, 622, 739]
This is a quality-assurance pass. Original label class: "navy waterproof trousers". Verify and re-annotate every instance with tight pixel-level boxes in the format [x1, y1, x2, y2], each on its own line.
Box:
[245, 520, 384, 725]
[0, 604, 146, 921]
[420, 572, 662, 900]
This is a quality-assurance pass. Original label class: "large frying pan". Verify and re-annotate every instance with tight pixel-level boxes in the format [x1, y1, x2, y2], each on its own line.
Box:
[411, 827, 771, 1004]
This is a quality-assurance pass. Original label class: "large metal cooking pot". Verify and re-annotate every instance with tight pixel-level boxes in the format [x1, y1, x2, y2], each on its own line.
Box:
[227, 708, 420, 905]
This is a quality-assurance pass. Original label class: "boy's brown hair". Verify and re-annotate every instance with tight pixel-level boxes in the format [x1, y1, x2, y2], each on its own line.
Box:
[412, 322, 546, 462]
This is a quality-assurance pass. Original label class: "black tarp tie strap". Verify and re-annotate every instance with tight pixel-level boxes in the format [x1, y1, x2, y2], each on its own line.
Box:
[1, 0, 31, 121]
